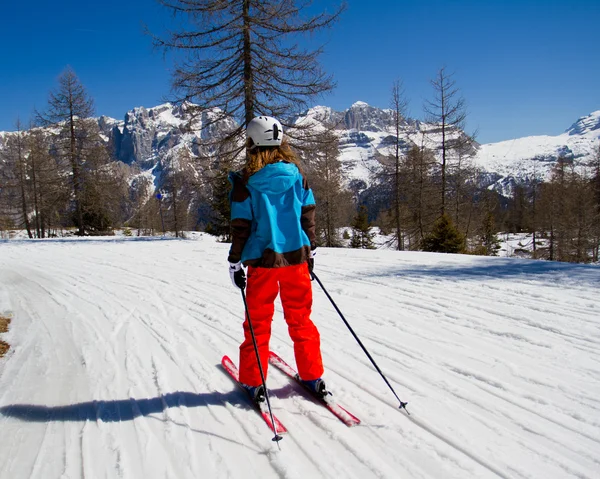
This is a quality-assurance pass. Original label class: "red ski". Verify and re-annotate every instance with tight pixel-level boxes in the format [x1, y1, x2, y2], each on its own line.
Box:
[268, 351, 361, 427]
[221, 355, 287, 435]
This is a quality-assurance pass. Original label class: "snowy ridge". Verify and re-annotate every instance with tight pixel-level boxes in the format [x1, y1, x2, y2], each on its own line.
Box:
[473, 111, 600, 193]
[566, 110, 600, 136]
[1, 236, 599, 478]
[1, 102, 598, 196]
[477, 127, 599, 182]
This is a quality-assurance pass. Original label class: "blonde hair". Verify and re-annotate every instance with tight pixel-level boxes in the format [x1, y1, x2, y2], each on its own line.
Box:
[243, 138, 301, 180]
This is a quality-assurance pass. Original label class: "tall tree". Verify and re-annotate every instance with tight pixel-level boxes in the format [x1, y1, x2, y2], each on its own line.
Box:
[161, 147, 197, 237]
[387, 79, 409, 250]
[151, 0, 344, 139]
[25, 128, 62, 238]
[448, 137, 478, 236]
[423, 66, 472, 217]
[304, 128, 350, 247]
[535, 155, 598, 262]
[205, 137, 243, 239]
[402, 141, 438, 248]
[592, 145, 600, 260]
[79, 142, 129, 235]
[30, 128, 73, 237]
[0, 122, 33, 237]
[36, 67, 95, 235]
[473, 190, 502, 256]
[13, 122, 34, 238]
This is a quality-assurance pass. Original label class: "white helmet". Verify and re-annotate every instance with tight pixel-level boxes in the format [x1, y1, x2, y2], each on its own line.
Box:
[246, 116, 283, 148]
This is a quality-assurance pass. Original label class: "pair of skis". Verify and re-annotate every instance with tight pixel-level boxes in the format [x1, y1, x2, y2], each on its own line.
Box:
[222, 351, 360, 435]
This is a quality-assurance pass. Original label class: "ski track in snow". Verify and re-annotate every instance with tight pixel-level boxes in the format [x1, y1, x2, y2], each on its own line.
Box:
[1, 237, 599, 478]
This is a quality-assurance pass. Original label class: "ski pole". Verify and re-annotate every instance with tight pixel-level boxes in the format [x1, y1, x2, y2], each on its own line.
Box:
[240, 287, 283, 444]
[311, 272, 409, 414]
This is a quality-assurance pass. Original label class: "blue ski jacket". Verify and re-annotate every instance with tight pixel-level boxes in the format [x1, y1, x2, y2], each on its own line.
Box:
[228, 161, 316, 267]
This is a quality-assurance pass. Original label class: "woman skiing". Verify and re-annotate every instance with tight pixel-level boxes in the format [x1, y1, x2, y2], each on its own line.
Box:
[227, 116, 326, 403]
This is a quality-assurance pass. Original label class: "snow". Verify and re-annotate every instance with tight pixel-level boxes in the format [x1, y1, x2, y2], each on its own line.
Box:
[476, 125, 600, 181]
[155, 105, 185, 128]
[1, 236, 599, 478]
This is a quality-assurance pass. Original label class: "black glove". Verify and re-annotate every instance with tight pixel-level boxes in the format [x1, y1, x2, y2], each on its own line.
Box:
[229, 262, 246, 289]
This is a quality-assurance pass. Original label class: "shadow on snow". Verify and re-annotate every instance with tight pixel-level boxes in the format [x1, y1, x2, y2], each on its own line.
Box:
[0, 383, 301, 424]
[0, 390, 245, 423]
[370, 257, 599, 285]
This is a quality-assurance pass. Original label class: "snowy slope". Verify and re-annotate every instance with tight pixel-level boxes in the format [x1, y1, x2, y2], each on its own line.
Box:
[0, 236, 599, 478]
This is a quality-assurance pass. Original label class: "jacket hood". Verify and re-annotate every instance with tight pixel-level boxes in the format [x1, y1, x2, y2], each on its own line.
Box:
[247, 162, 300, 195]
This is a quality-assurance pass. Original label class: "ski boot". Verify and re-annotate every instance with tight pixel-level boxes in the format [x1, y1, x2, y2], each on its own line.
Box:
[301, 377, 329, 399]
[242, 383, 266, 404]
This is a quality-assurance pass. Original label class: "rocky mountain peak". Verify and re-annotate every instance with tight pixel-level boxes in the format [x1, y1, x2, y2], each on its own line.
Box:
[566, 110, 600, 136]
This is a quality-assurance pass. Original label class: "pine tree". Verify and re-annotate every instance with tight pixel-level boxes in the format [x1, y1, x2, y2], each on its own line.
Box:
[206, 138, 241, 240]
[350, 205, 376, 249]
[479, 212, 501, 256]
[208, 164, 233, 240]
[151, 0, 344, 137]
[422, 214, 465, 253]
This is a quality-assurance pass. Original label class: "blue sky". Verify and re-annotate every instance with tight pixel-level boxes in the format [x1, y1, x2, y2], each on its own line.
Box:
[1, 0, 598, 144]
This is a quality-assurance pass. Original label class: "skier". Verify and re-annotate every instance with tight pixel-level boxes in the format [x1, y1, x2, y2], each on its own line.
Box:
[228, 116, 327, 404]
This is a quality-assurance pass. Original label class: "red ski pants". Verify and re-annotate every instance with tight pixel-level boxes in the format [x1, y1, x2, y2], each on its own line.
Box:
[238, 263, 324, 387]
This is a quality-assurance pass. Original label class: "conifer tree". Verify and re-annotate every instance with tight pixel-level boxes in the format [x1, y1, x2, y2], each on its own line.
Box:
[208, 164, 233, 240]
[206, 138, 241, 240]
[422, 213, 465, 253]
[350, 205, 376, 249]
[478, 212, 501, 256]
[152, 0, 344, 139]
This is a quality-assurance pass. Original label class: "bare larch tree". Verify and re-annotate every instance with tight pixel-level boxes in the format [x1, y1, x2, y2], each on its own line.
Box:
[305, 127, 350, 247]
[36, 67, 95, 235]
[424, 66, 470, 217]
[388, 79, 409, 250]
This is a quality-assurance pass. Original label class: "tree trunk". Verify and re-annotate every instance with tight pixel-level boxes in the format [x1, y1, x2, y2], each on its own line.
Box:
[30, 148, 42, 238]
[69, 107, 85, 236]
[15, 129, 33, 238]
[242, 0, 254, 125]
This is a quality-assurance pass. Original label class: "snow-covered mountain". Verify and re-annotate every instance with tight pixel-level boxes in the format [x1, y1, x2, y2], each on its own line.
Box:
[476, 110, 600, 188]
[103, 102, 600, 191]
[2, 103, 599, 198]
[99, 103, 237, 170]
